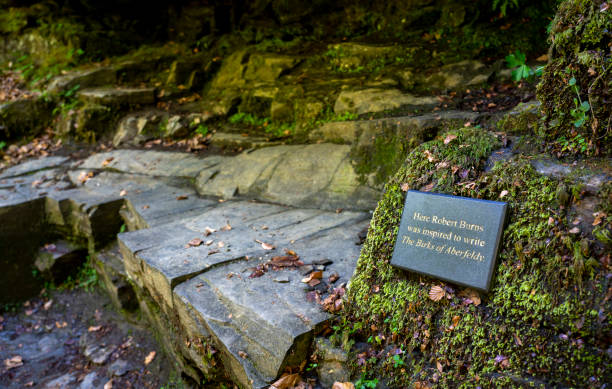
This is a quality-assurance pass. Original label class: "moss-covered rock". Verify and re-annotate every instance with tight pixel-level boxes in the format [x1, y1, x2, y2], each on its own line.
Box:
[343, 128, 610, 387]
[0, 97, 53, 140]
[536, 0, 611, 155]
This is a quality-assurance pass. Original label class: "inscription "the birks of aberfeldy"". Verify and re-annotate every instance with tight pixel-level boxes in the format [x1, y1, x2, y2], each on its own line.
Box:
[391, 191, 507, 292]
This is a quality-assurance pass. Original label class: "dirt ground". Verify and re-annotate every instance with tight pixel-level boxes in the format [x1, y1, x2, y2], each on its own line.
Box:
[0, 286, 180, 389]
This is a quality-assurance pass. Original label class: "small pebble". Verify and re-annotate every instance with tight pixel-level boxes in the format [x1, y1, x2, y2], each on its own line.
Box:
[273, 276, 290, 283]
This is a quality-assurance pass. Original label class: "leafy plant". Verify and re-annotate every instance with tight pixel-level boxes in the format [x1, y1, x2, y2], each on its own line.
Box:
[492, 0, 519, 16]
[355, 374, 378, 389]
[195, 124, 209, 136]
[392, 354, 405, 368]
[568, 77, 590, 128]
[228, 111, 294, 137]
[0, 141, 6, 151]
[505, 51, 543, 81]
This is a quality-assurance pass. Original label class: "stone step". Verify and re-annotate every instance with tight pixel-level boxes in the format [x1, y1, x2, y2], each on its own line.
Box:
[1, 149, 375, 387]
[77, 87, 156, 106]
[79, 146, 380, 211]
[118, 200, 369, 387]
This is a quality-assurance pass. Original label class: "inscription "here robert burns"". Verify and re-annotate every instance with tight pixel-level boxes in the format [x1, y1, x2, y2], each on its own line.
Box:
[413, 212, 484, 232]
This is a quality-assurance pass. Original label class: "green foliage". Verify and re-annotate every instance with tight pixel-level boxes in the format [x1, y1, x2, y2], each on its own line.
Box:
[505, 50, 543, 81]
[536, 0, 611, 155]
[0, 141, 6, 151]
[343, 127, 609, 386]
[228, 111, 294, 138]
[195, 124, 209, 137]
[568, 77, 590, 128]
[492, 0, 520, 16]
[0, 8, 28, 34]
[355, 374, 379, 389]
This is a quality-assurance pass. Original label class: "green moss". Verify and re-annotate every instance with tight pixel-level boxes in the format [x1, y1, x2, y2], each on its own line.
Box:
[343, 129, 610, 387]
[536, 0, 611, 155]
[0, 8, 28, 34]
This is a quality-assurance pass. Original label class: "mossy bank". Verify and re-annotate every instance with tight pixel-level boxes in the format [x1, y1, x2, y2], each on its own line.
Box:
[342, 126, 611, 387]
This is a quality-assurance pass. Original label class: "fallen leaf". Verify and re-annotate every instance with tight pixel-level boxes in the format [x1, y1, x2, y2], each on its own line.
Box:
[78, 171, 94, 184]
[104, 380, 113, 389]
[4, 355, 23, 369]
[119, 189, 127, 197]
[255, 240, 275, 250]
[185, 238, 203, 248]
[204, 227, 216, 236]
[499, 190, 508, 198]
[88, 325, 102, 332]
[302, 271, 323, 283]
[308, 279, 321, 287]
[548, 217, 555, 226]
[144, 351, 156, 365]
[176, 195, 188, 200]
[429, 285, 445, 302]
[436, 360, 444, 373]
[221, 222, 232, 231]
[43, 300, 53, 310]
[270, 373, 301, 389]
[238, 351, 248, 359]
[422, 182, 435, 192]
[101, 157, 114, 167]
[400, 183, 410, 192]
[452, 315, 460, 327]
[205, 240, 213, 246]
[332, 383, 355, 389]
[569, 227, 580, 234]
[514, 333, 523, 346]
[444, 134, 457, 145]
[423, 149, 436, 162]
[218, 241, 225, 248]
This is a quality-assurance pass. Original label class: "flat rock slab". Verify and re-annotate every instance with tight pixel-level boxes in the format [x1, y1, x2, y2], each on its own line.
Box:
[122, 202, 370, 387]
[79, 149, 216, 178]
[196, 144, 380, 211]
[334, 88, 438, 115]
[0, 156, 69, 179]
[78, 87, 155, 106]
[209, 132, 282, 150]
[3, 147, 376, 388]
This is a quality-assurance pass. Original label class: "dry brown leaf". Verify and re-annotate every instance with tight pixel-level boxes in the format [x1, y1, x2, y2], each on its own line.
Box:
[119, 189, 127, 197]
[452, 315, 460, 327]
[302, 271, 323, 283]
[186, 238, 203, 248]
[221, 222, 232, 231]
[443, 134, 457, 145]
[88, 325, 102, 332]
[43, 300, 53, 310]
[218, 241, 225, 248]
[144, 351, 156, 365]
[436, 360, 444, 373]
[205, 240, 213, 246]
[204, 227, 216, 236]
[101, 157, 114, 167]
[400, 183, 410, 192]
[256, 240, 275, 250]
[499, 190, 508, 198]
[270, 373, 301, 389]
[332, 383, 355, 389]
[176, 195, 188, 200]
[4, 355, 23, 369]
[429, 285, 445, 302]
[569, 227, 580, 234]
[78, 171, 93, 184]
[238, 350, 248, 359]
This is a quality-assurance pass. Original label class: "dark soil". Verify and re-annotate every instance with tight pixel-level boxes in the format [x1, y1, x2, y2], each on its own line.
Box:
[0, 287, 178, 389]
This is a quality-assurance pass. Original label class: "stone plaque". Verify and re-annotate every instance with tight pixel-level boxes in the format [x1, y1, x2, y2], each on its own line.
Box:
[391, 190, 507, 291]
